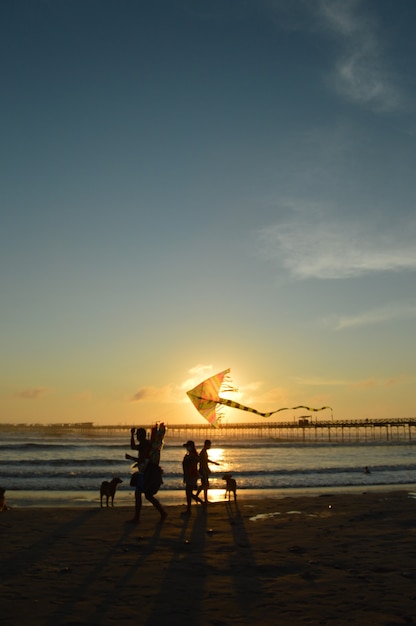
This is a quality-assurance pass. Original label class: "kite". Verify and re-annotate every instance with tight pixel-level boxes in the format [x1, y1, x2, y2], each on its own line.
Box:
[187, 368, 332, 427]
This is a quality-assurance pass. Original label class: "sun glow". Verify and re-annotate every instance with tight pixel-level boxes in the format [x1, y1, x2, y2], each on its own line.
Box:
[208, 447, 224, 465]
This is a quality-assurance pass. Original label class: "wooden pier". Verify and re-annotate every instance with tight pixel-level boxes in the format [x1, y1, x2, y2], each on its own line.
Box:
[2, 418, 416, 442]
[163, 418, 416, 442]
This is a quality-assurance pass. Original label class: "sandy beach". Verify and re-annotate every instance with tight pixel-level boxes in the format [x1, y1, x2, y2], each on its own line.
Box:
[1, 491, 416, 625]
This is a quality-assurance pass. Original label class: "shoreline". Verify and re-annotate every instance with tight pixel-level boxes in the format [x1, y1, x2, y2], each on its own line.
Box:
[6, 482, 416, 508]
[2, 490, 416, 625]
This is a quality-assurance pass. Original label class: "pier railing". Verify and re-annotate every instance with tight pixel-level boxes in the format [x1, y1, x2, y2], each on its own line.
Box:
[2, 418, 416, 442]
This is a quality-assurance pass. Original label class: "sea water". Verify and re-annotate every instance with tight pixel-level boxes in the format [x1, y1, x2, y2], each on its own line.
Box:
[1, 428, 416, 507]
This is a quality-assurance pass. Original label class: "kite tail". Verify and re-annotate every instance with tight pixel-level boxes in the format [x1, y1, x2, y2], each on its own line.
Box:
[218, 398, 275, 418]
[219, 398, 332, 419]
[288, 405, 333, 417]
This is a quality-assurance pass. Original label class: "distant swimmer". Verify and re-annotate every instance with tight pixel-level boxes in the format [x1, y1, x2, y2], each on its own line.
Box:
[364, 466, 371, 474]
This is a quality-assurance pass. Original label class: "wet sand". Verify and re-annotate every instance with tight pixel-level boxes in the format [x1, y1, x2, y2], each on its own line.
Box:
[1, 491, 416, 625]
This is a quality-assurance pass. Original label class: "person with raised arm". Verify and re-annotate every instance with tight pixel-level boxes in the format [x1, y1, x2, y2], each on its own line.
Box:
[126, 427, 167, 524]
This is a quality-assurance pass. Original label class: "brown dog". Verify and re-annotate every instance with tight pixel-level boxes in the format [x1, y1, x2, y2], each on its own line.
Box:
[222, 474, 237, 501]
[100, 477, 123, 507]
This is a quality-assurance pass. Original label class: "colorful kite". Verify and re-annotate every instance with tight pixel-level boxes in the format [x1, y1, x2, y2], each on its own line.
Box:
[187, 368, 332, 427]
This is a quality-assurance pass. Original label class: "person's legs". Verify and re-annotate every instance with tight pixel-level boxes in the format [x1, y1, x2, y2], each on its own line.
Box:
[145, 492, 167, 522]
[127, 474, 144, 523]
[201, 474, 209, 503]
[135, 491, 142, 519]
[191, 487, 204, 505]
[126, 491, 142, 523]
[185, 484, 192, 512]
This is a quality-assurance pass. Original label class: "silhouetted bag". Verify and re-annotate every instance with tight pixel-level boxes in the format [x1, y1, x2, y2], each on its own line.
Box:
[130, 472, 139, 487]
[143, 463, 163, 495]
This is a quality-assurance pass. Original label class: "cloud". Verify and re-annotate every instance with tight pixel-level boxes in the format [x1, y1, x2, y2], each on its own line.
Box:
[131, 365, 216, 404]
[180, 364, 214, 393]
[351, 375, 407, 389]
[75, 391, 93, 401]
[318, 0, 402, 112]
[15, 387, 51, 400]
[294, 376, 352, 387]
[260, 202, 416, 279]
[254, 386, 290, 405]
[131, 384, 175, 403]
[295, 375, 408, 389]
[330, 300, 416, 330]
[265, 0, 402, 112]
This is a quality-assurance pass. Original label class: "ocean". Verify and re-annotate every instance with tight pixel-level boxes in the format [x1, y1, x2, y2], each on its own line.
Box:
[1, 427, 416, 507]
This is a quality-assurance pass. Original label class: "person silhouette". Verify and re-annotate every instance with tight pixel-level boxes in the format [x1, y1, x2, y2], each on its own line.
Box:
[182, 440, 203, 514]
[196, 439, 219, 503]
[126, 427, 167, 524]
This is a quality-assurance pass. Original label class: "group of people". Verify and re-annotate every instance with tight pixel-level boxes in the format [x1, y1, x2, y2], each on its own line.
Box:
[127, 428, 219, 523]
[182, 439, 219, 515]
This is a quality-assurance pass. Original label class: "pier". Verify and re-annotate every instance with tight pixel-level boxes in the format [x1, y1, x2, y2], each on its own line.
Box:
[162, 418, 416, 442]
[2, 417, 416, 442]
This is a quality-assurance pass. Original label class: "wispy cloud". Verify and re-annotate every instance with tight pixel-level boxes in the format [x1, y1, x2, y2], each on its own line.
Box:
[251, 386, 290, 406]
[131, 364, 216, 404]
[265, 0, 402, 112]
[75, 391, 93, 401]
[329, 300, 416, 330]
[350, 376, 407, 389]
[295, 375, 408, 388]
[260, 202, 416, 279]
[179, 364, 214, 394]
[228, 379, 290, 407]
[318, 0, 402, 112]
[131, 384, 175, 403]
[15, 387, 51, 400]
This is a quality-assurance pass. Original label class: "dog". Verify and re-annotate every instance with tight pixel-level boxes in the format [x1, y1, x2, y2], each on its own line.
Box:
[222, 474, 237, 501]
[0, 487, 9, 512]
[100, 477, 123, 507]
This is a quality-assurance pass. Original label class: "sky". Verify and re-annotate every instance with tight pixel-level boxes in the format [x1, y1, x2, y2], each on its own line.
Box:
[1, 0, 416, 427]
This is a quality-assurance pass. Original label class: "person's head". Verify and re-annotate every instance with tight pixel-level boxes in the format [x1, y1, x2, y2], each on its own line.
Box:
[136, 428, 147, 441]
[183, 440, 196, 452]
[204, 439, 211, 449]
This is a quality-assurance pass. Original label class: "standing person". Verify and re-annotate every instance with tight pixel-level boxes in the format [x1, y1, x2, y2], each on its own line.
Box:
[126, 427, 167, 524]
[196, 439, 219, 504]
[182, 440, 203, 514]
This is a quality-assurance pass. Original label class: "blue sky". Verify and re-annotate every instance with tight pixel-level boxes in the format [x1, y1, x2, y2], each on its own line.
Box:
[1, 0, 416, 426]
